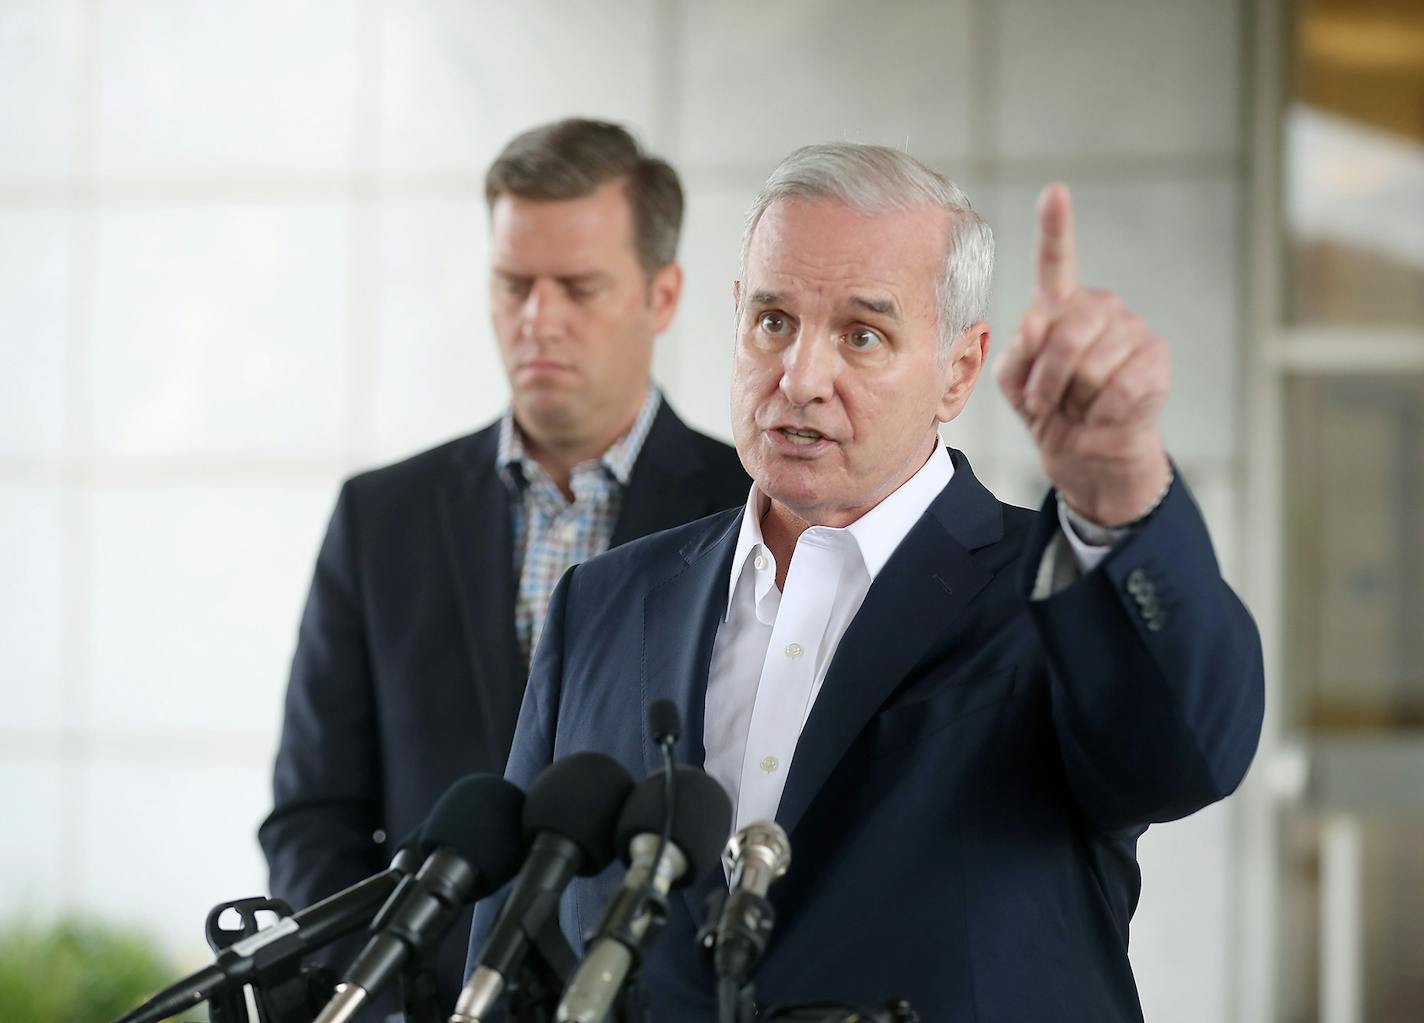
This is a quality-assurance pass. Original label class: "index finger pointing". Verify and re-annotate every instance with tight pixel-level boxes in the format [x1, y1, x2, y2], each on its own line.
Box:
[1035, 182, 1078, 304]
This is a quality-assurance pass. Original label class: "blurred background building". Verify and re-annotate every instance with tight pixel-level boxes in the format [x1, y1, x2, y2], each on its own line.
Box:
[0, 1, 1419, 1020]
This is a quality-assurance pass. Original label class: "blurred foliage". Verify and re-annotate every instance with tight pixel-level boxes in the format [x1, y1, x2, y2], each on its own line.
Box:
[0, 918, 192, 1023]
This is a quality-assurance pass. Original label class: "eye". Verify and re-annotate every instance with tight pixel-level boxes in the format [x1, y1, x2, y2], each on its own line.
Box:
[499, 276, 531, 299]
[564, 281, 598, 301]
[758, 312, 791, 336]
[845, 327, 883, 351]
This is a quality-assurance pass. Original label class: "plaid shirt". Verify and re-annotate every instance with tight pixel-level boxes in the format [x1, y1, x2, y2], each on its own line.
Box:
[498, 388, 662, 666]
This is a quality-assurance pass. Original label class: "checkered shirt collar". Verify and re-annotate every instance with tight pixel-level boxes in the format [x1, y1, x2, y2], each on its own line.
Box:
[497, 386, 662, 488]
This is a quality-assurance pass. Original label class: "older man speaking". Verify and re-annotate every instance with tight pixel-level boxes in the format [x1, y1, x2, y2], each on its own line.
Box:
[467, 144, 1263, 1021]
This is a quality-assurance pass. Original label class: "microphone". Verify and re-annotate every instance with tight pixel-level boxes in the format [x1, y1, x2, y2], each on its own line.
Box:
[715, 821, 791, 985]
[556, 767, 732, 1023]
[114, 844, 424, 1023]
[648, 698, 681, 746]
[314, 774, 526, 1023]
[451, 752, 634, 1023]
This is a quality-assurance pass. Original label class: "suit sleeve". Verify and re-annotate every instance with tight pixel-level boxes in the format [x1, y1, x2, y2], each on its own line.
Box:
[258, 480, 385, 916]
[463, 565, 572, 981]
[1023, 474, 1265, 833]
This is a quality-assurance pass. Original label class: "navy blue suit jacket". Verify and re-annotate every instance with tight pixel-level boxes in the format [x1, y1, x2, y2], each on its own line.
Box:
[467, 449, 1263, 1021]
[259, 402, 748, 1012]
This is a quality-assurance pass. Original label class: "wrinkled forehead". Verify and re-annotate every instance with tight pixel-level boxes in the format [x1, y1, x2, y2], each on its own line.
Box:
[743, 197, 948, 309]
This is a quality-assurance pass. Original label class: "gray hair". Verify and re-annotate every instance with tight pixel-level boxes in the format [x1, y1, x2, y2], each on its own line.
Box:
[739, 143, 994, 361]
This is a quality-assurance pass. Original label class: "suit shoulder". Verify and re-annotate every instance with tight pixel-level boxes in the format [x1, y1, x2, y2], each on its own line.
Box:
[1000, 500, 1041, 542]
[646, 403, 749, 502]
[685, 426, 745, 478]
[572, 507, 741, 585]
[340, 423, 497, 502]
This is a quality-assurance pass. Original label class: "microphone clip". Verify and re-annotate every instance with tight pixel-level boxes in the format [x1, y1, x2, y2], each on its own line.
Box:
[198, 896, 338, 1023]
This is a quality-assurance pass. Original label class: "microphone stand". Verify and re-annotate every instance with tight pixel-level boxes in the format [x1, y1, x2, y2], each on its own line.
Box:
[398, 961, 443, 1023]
[201, 896, 337, 1023]
[507, 915, 578, 1023]
[603, 707, 680, 1023]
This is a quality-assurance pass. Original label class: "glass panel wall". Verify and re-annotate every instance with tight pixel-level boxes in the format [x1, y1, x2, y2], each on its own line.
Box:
[1284, 0, 1424, 328]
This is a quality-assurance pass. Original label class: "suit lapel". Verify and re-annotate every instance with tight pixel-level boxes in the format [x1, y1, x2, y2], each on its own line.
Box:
[638, 510, 742, 923]
[436, 428, 524, 766]
[638, 511, 742, 776]
[611, 402, 723, 547]
[775, 451, 1005, 838]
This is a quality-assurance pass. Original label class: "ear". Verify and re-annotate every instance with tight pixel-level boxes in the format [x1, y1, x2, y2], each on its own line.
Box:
[936, 323, 991, 424]
[732, 279, 741, 315]
[647, 262, 683, 334]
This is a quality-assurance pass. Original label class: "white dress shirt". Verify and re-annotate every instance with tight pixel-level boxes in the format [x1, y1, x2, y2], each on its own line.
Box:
[703, 446, 1115, 833]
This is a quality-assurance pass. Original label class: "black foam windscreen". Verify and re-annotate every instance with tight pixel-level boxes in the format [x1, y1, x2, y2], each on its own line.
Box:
[420, 774, 528, 895]
[648, 699, 681, 745]
[522, 752, 636, 875]
[614, 767, 732, 887]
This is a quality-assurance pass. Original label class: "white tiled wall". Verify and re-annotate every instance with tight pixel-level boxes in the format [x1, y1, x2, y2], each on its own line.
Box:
[379, 0, 662, 177]
[676, 1, 975, 168]
[89, 202, 353, 458]
[84, 482, 334, 739]
[0, 209, 71, 456]
[373, 197, 506, 461]
[0, 483, 68, 732]
[0, 2, 1249, 1019]
[0, 0, 85, 183]
[93, 0, 361, 181]
[993, 0, 1242, 159]
[0, 754, 70, 916]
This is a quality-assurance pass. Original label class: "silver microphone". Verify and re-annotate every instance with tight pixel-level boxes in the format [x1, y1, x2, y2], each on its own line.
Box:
[724, 821, 791, 897]
[714, 821, 791, 985]
[555, 834, 687, 1023]
[556, 766, 732, 1023]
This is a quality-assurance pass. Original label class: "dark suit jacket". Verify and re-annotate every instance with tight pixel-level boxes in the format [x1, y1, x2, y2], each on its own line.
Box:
[467, 449, 1263, 1021]
[259, 401, 750, 1011]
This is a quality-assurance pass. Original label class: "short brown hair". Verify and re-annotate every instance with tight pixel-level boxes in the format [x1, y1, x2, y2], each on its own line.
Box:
[485, 119, 684, 279]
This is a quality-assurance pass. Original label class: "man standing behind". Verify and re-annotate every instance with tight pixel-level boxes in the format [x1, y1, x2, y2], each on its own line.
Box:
[260, 119, 748, 1007]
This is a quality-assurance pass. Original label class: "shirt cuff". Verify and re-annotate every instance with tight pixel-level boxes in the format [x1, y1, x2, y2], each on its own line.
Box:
[1030, 498, 1128, 601]
[1057, 498, 1128, 574]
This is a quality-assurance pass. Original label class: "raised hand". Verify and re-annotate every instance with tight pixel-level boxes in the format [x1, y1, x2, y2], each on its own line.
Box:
[995, 184, 1173, 527]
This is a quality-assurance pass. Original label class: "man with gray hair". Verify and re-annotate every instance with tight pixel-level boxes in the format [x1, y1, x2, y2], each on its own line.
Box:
[261, 119, 748, 1014]
[468, 143, 1263, 1020]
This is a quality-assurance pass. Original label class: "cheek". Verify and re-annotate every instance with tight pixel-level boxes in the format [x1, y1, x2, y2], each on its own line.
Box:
[491, 317, 518, 362]
[730, 349, 776, 415]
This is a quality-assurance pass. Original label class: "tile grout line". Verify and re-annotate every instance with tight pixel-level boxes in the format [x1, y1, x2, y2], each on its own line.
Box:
[345, 0, 386, 465]
[57, 0, 103, 918]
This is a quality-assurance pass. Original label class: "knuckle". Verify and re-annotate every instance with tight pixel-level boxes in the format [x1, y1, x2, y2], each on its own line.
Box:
[1086, 287, 1120, 308]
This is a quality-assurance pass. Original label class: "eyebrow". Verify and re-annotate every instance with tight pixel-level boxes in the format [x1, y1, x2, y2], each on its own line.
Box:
[849, 294, 901, 320]
[559, 271, 612, 286]
[493, 269, 612, 287]
[749, 289, 901, 321]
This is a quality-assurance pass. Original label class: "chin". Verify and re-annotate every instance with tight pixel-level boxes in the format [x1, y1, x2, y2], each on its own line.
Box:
[758, 468, 842, 517]
[515, 392, 581, 431]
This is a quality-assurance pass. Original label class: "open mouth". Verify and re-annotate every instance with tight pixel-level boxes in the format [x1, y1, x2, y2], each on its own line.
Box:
[778, 427, 826, 446]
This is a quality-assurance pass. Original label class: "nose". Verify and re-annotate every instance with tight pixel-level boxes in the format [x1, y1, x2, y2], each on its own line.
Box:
[519, 278, 567, 342]
[779, 333, 840, 408]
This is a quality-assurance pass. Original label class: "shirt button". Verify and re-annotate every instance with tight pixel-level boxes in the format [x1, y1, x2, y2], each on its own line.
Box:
[558, 523, 577, 542]
[760, 755, 779, 773]
[784, 642, 803, 659]
[753, 554, 768, 571]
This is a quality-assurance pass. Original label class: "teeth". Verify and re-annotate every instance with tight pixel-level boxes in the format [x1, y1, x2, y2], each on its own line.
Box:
[780, 428, 823, 445]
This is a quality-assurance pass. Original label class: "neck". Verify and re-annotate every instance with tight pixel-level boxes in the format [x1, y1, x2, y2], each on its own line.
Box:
[759, 432, 939, 590]
[760, 503, 811, 592]
[519, 398, 645, 500]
